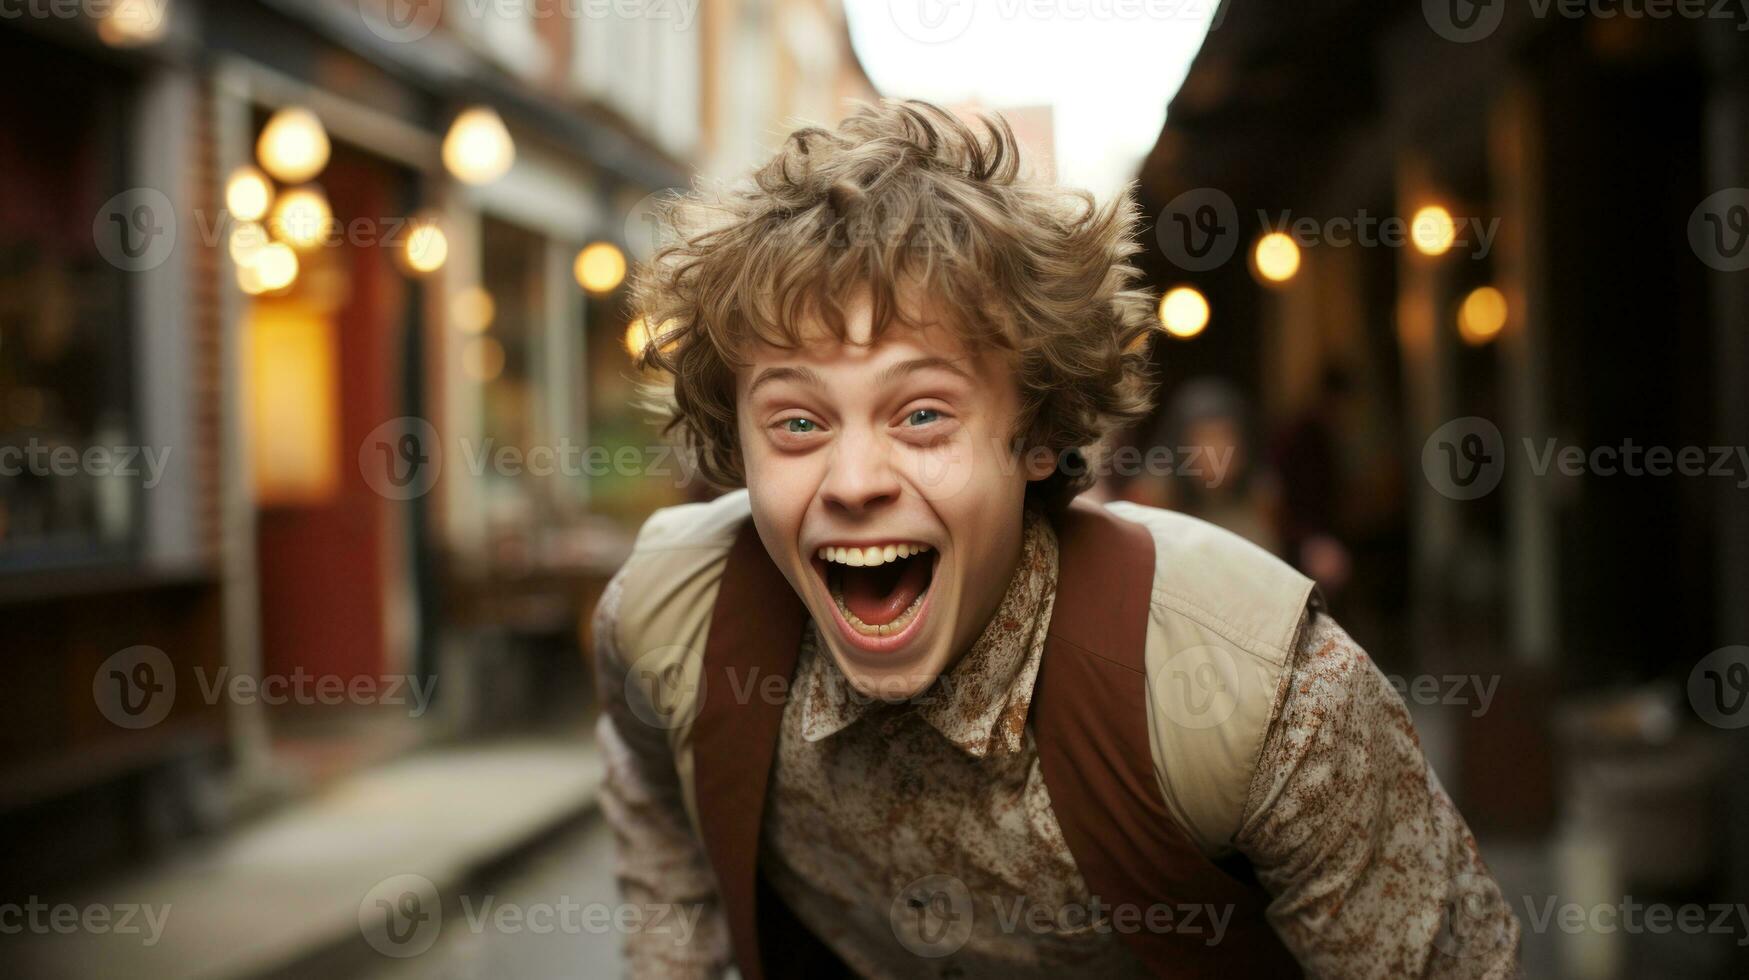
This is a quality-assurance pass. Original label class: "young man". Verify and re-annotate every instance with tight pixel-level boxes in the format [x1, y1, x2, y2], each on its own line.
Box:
[595, 99, 1520, 979]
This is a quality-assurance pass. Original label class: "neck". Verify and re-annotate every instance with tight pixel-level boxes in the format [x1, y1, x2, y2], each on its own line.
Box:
[942, 507, 1038, 674]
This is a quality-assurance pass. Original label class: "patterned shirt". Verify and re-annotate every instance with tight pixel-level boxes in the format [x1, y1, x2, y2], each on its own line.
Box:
[594, 510, 1521, 979]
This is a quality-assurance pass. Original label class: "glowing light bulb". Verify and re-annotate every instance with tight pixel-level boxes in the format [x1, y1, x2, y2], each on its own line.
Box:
[1158, 286, 1210, 339]
[442, 107, 515, 186]
[98, 0, 168, 47]
[404, 222, 449, 275]
[453, 286, 495, 334]
[268, 186, 332, 250]
[625, 318, 653, 358]
[1253, 232, 1301, 284]
[574, 241, 627, 293]
[226, 166, 274, 223]
[239, 241, 299, 294]
[257, 107, 330, 184]
[1411, 205, 1456, 257]
[1457, 286, 1508, 345]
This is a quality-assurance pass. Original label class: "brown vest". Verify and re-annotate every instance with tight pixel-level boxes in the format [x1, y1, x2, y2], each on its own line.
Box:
[689, 498, 1301, 978]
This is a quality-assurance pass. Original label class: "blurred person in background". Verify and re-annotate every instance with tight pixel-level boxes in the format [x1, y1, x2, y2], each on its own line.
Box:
[1121, 376, 1278, 554]
[1271, 364, 1355, 598]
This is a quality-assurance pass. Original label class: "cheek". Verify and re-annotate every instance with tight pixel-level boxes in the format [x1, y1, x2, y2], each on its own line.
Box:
[905, 430, 1028, 520]
[741, 431, 821, 531]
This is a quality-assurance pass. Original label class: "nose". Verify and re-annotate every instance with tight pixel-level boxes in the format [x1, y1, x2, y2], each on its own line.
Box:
[819, 427, 901, 517]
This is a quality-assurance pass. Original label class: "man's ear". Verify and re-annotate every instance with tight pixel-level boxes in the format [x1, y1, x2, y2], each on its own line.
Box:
[1021, 443, 1058, 482]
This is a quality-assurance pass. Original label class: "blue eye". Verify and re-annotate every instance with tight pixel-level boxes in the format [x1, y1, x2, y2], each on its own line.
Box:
[783, 418, 818, 433]
[905, 409, 940, 426]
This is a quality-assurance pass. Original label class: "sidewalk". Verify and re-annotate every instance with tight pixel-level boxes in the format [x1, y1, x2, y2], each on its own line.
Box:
[2, 738, 603, 980]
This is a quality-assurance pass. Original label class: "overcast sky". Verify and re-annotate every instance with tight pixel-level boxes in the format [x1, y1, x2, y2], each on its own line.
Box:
[841, 0, 1219, 201]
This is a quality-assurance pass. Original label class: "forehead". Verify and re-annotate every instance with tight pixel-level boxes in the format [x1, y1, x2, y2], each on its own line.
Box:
[735, 292, 1002, 388]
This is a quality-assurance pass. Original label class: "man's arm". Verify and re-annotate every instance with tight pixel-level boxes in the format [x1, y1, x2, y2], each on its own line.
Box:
[593, 568, 733, 979]
[1233, 608, 1521, 978]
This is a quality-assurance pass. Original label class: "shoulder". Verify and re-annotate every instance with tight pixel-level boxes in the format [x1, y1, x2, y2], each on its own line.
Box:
[598, 491, 751, 713]
[614, 488, 752, 637]
[1091, 500, 1316, 856]
[1101, 499, 1311, 665]
[626, 487, 753, 557]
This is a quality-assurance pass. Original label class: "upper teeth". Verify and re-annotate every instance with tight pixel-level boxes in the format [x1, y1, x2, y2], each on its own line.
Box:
[817, 543, 931, 567]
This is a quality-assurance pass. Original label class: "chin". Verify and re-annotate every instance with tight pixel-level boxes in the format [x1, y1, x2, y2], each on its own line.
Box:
[801, 539, 957, 701]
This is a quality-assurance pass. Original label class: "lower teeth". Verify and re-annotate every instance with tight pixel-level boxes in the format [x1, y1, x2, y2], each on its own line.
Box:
[834, 588, 926, 638]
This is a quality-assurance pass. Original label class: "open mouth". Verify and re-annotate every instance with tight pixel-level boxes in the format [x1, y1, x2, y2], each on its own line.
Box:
[811, 543, 937, 648]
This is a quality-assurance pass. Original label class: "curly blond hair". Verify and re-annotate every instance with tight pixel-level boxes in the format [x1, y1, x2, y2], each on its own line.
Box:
[629, 98, 1159, 508]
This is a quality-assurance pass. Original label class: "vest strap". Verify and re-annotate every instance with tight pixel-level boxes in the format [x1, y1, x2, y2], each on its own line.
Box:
[692, 521, 808, 980]
[1034, 499, 1299, 977]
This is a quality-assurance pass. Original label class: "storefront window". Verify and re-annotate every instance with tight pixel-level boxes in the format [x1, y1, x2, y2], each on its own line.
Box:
[475, 215, 545, 529]
[0, 38, 137, 568]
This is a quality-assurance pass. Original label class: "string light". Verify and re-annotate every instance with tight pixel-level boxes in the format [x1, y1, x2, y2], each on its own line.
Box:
[1158, 286, 1210, 339]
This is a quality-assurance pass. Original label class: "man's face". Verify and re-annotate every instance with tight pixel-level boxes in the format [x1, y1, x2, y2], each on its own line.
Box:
[736, 294, 1044, 701]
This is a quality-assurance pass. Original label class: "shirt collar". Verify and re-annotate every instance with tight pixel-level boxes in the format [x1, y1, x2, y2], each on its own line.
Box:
[794, 509, 1059, 758]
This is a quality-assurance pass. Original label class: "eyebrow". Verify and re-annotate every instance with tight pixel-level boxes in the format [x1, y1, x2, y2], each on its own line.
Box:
[745, 365, 826, 399]
[874, 357, 976, 387]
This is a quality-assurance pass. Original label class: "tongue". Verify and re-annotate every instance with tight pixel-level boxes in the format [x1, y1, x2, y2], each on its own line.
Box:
[841, 554, 931, 626]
